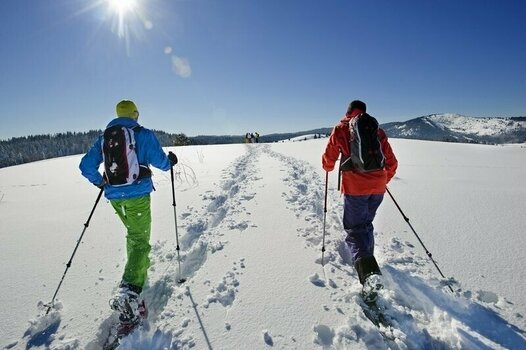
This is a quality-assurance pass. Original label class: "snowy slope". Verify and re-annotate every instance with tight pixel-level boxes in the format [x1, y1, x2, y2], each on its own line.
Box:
[382, 113, 526, 143]
[424, 114, 526, 137]
[1, 139, 525, 349]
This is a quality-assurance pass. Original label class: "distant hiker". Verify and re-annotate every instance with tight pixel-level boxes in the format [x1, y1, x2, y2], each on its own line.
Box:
[254, 132, 260, 143]
[322, 100, 397, 303]
[79, 100, 178, 333]
[250, 133, 255, 143]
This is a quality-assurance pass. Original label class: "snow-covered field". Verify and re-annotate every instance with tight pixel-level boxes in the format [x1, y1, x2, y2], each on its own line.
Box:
[1, 138, 525, 349]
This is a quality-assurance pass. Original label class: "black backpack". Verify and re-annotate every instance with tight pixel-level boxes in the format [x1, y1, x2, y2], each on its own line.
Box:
[340, 113, 385, 172]
[102, 125, 149, 186]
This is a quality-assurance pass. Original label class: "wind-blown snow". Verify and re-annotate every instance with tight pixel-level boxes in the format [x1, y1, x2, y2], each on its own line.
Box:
[1, 139, 525, 349]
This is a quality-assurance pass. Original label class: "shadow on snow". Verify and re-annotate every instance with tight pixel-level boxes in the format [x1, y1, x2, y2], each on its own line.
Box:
[384, 265, 526, 349]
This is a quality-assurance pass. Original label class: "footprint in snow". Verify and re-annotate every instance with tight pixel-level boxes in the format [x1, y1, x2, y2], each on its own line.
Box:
[313, 324, 335, 346]
[476, 290, 499, 304]
[204, 271, 240, 308]
[262, 330, 274, 346]
[309, 273, 326, 287]
[180, 212, 192, 219]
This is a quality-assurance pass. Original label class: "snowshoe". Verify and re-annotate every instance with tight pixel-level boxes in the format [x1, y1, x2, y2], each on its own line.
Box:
[103, 284, 148, 350]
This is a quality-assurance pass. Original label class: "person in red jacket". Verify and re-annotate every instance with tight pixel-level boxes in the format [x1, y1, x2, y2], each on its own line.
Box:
[322, 100, 398, 302]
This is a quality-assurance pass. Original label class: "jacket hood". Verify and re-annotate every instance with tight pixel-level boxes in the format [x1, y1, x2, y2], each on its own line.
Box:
[340, 111, 366, 123]
[106, 117, 140, 129]
[340, 114, 353, 123]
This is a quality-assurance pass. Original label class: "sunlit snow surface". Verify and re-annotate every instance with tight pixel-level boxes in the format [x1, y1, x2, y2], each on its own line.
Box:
[1, 139, 525, 349]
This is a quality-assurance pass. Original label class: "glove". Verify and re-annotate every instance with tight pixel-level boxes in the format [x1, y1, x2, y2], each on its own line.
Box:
[168, 151, 178, 166]
[322, 164, 334, 172]
[95, 178, 106, 189]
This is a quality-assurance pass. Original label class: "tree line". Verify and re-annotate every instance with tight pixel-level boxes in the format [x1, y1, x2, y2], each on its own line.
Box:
[0, 130, 190, 169]
[0, 127, 333, 169]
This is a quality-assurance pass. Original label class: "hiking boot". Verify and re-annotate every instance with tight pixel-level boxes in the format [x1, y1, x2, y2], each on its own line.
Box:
[361, 274, 384, 304]
[354, 256, 382, 285]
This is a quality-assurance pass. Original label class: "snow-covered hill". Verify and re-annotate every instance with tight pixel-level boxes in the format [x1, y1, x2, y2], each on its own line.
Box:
[382, 113, 526, 144]
[1, 139, 525, 349]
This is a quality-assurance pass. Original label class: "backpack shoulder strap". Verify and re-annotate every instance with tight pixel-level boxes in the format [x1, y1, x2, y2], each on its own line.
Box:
[130, 125, 152, 179]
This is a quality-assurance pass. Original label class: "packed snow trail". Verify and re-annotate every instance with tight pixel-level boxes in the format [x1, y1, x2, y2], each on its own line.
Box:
[116, 144, 352, 349]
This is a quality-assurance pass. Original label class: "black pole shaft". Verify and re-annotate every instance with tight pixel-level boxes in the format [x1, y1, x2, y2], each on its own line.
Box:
[321, 172, 329, 266]
[46, 188, 103, 315]
[337, 152, 342, 192]
[386, 188, 454, 293]
[170, 166, 184, 283]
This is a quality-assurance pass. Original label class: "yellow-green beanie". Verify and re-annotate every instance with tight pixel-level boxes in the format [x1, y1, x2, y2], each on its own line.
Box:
[116, 100, 139, 120]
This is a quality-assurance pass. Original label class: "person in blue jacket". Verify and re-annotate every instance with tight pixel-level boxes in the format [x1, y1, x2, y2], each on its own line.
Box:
[79, 100, 177, 327]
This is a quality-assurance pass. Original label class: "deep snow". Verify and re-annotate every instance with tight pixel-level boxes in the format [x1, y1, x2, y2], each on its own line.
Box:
[0, 138, 525, 349]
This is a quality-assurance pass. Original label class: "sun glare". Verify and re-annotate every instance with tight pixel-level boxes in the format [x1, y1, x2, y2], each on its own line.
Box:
[107, 0, 137, 16]
[102, 0, 142, 42]
[74, 0, 154, 53]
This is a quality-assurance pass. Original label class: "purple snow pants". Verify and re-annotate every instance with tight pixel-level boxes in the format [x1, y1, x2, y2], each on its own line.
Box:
[343, 194, 384, 262]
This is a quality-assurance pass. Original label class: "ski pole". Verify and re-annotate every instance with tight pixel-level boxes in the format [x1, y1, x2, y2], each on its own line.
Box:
[386, 187, 454, 293]
[170, 166, 186, 284]
[321, 171, 329, 266]
[46, 188, 104, 315]
[337, 151, 342, 192]
[337, 168, 342, 192]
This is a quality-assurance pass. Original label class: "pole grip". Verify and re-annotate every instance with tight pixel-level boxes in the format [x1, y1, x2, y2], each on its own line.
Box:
[321, 171, 329, 266]
[170, 166, 176, 206]
[323, 172, 329, 213]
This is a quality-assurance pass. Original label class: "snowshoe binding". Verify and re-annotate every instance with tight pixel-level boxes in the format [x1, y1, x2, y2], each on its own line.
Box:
[103, 285, 147, 350]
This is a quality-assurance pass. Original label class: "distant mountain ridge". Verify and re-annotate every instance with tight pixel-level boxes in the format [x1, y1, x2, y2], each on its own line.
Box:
[381, 113, 526, 144]
[1, 114, 525, 168]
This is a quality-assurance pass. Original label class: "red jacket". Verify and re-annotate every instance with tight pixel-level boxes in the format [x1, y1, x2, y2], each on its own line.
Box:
[322, 114, 398, 195]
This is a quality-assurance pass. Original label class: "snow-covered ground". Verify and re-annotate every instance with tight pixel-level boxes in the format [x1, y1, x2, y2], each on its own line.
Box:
[1, 138, 525, 349]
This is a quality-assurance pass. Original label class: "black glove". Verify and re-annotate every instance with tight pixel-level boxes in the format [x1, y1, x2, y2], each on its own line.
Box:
[168, 151, 178, 166]
[95, 179, 106, 189]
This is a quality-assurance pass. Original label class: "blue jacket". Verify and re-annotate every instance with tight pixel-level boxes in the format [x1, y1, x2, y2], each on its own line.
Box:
[79, 117, 172, 200]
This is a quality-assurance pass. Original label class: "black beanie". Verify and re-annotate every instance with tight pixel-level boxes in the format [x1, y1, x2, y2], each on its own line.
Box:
[348, 100, 367, 114]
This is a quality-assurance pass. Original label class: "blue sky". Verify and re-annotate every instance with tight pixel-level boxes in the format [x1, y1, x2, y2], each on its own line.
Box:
[0, 0, 525, 140]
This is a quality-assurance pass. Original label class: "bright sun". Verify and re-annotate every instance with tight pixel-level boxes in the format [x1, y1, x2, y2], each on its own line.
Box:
[107, 0, 137, 16]
[103, 0, 141, 41]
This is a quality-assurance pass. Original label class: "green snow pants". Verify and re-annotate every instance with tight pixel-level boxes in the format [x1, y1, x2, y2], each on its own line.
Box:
[110, 195, 152, 291]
